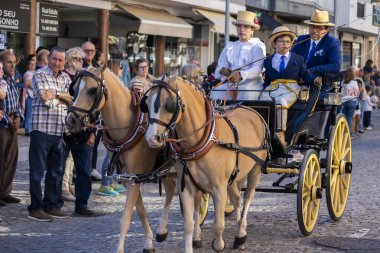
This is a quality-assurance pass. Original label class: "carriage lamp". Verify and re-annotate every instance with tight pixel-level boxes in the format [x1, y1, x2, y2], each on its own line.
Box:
[325, 81, 341, 105]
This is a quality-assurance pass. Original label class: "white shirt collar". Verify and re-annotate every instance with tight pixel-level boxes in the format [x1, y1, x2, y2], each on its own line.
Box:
[275, 51, 291, 59]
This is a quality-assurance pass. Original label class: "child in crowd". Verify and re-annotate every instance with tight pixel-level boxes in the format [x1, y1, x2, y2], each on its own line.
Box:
[363, 86, 376, 130]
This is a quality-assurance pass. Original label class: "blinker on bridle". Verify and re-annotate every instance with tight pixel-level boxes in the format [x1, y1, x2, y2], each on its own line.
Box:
[141, 80, 185, 134]
[67, 70, 108, 128]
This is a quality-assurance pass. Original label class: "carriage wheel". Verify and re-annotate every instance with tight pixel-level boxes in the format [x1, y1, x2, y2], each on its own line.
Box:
[326, 114, 352, 221]
[179, 193, 210, 226]
[224, 196, 235, 217]
[297, 150, 322, 236]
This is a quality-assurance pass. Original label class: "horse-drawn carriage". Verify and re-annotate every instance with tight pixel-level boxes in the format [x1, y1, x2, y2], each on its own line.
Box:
[65, 65, 352, 252]
[222, 72, 352, 235]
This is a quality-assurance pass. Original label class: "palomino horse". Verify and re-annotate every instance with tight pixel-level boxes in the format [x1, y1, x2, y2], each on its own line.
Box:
[64, 65, 177, 253]
[142, 77, 268, 253]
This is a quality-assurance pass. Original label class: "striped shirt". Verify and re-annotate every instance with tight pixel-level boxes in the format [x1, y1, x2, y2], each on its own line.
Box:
[31, 66, 71, 136]
[0, 75, 23, 127]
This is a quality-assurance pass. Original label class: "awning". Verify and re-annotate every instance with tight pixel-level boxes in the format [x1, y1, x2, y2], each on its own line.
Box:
[195, 9, 237, 37]
[117, 4, 193, 38]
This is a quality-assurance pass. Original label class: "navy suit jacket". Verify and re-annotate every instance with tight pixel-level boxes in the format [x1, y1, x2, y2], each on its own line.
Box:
[263, 53, 315, 88]
[292, 32, 342, 96]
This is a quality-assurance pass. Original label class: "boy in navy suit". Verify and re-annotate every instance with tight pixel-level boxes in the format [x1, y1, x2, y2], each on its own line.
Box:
[260, 26, 321, 145]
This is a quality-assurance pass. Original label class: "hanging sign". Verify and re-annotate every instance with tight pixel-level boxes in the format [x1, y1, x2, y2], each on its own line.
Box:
[38, 3, 59, 36]
[0, 0, 30, 33]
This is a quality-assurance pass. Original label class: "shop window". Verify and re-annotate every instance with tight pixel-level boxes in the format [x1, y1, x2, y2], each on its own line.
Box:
[342, 42, 352, 69]
[352, 42, 361, 67]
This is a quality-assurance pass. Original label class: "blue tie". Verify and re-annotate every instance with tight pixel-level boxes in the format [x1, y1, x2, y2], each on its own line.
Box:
[306, 41, 316, 62]
[279, 55, 286, 73]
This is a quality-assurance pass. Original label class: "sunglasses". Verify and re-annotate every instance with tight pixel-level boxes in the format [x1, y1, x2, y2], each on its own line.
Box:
[72, 57, 83, 62]
[84, 49, 95, 53]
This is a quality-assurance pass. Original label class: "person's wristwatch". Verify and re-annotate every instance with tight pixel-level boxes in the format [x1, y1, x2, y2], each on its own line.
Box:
[56, 91, 61, 98]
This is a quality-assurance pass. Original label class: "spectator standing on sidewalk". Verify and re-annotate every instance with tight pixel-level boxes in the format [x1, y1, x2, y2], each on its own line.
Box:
[129, 58, 155, 94]
[82, 41, 103, 181]
[61, 47, 98, 215]
[363, 86, 376, 130]
[23, 54, 37, 136]
[0, 62, 6, 122]
[0, 50, 23, 207]
[27, 47, 72, 222]
[35, 49, 49, 70]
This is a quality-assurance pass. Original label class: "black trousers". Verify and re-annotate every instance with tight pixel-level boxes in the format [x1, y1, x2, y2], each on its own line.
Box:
[363, 111, 372, 128]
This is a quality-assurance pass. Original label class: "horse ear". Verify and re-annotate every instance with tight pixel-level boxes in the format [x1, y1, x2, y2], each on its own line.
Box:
[140, 96, 149, 113]
[166, 95, 177, 113]
[100, 63, 107, 73]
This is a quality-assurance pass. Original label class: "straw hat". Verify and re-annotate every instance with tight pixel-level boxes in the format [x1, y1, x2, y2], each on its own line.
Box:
[232, 11, 260, 30]
[304, 9, 335, 27]
[268, 26, 297, 48]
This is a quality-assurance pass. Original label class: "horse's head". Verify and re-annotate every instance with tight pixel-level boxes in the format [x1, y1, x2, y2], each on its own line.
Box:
[65, 64, 108, 132]
[141, 78, 185, 148]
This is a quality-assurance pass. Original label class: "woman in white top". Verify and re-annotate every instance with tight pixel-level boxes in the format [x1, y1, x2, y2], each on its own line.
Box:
[341, 67, 359, 132]
[211, 11, 265, 101]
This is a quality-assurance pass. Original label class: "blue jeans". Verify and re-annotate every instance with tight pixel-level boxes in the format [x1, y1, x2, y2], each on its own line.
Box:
[62, 142, 92, 209]
[28, 131, 64, 212]
[341, 100, 357, 131]
[24, 96, 32, 134]
[101, 152, 110, 186]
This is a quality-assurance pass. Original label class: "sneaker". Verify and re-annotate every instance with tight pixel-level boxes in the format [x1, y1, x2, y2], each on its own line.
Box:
[98, 185, 119, 197]
[28, 210, 53, 222]
[358, 130, 365, 134]
[0, 199, 6, 206]
[111, 183, 126, 193]
[2, 195, 21, 203]
[364, 127, 373, 130]
[45, 208, 69, 219]
[91, 169, 102, 181]
[62, 190, 76, 202]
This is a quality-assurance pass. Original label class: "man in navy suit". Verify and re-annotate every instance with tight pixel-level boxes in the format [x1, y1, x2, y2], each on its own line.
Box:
[292, 9, 342, 99]
[260, 26, 321, 145]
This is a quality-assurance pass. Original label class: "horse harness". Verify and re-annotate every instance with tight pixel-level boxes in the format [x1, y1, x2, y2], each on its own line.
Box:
[143, 80, 270, 193]
[67, 70, 176, 185]
[67, 70, 108, 128]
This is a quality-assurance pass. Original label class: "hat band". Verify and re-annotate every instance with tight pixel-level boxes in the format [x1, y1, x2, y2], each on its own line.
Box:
[309, 19, 330, 24]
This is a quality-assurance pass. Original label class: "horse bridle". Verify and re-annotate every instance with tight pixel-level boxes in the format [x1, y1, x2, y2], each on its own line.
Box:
[67, 70, 108, 127]
[141, 80, 185, 138]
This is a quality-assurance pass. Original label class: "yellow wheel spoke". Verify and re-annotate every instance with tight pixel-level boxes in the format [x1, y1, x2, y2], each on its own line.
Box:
[332, 148, 339, 164]
[333, 176, 340, 209]
[341, 133, 348, 155]
[341, 176, 348, 190]
[342, 147, 350, 160]
[312, 173, 319, 185]
[307, 201, 313, 225]
[303, 197, 310, 215]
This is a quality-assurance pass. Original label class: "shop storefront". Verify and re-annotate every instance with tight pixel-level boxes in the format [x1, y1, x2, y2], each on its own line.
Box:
[0, 0, 30, 56]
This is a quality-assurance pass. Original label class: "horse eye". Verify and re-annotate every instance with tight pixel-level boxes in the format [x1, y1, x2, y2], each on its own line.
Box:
[87, 88, 97, 95]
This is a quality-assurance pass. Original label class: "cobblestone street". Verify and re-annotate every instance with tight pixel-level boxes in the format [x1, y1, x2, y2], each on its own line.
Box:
[1, 111, 380, 253]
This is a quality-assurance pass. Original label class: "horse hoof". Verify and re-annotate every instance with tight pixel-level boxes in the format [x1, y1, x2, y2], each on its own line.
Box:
[232, 235, 247, 250]
[142, 249, 155, 253]
[156, 232, 168, 242]
[193, 240, 202, 248]
[211, 238, 225, 252]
